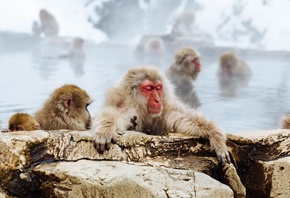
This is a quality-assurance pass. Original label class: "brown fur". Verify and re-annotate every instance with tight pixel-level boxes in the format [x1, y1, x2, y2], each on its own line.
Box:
[1, 113, 40, 132]
[92, 66, 230, 165]
[218, 52, 251, 97]
[35, 84, 92, 131]
[281, 115, 290, 129]
[218, 52, 251, 76]
[39, 9, 59, 37]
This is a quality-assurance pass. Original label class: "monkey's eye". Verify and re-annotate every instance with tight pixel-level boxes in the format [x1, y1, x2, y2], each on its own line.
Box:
[145, 86, 154, 91]
[155, 85, 162, 90]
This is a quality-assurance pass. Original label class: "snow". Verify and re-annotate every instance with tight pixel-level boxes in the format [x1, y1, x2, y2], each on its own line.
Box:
[0, 0, 290, 50]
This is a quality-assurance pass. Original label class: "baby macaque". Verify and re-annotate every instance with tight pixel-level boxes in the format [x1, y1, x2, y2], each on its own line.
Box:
[39, 9, 59, 37]
[1, 113, 40, 133]
[218, 52, 251, 97]
[91, 66, 231, 165]
[281, 115, 290, 129]
[167, 47, 201, 108]
[34, 84, 92, 130]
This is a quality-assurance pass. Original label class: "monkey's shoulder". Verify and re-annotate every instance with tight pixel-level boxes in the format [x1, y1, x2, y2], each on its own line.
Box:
[104, 87, 130, 108]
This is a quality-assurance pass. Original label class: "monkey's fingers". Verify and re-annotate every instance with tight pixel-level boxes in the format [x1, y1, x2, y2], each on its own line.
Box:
[217, 152, 232, 166]
[1, 129, 11, 133]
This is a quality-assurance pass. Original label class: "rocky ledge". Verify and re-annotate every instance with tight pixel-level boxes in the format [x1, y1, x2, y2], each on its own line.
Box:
[1, 129, 290, 198]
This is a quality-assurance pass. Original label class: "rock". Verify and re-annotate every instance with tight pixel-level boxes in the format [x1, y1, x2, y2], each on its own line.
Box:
[3, 129, 290, 197]
[33, 160, 233, 198]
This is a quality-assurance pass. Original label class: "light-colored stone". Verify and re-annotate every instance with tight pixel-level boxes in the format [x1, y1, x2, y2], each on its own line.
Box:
[33, 160, 233, 198]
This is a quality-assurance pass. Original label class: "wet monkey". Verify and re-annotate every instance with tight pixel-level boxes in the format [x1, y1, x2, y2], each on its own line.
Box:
[35, 84, 92, 130]
[166, 47, 202, 108]
[1, 113, 40, 133]
[218, 52, 251, 77]
[91, 66, 231, 165]
[218, 52, 251, 97]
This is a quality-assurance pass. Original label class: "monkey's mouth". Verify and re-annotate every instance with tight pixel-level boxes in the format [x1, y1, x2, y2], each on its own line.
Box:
[148, 108, 162, 114]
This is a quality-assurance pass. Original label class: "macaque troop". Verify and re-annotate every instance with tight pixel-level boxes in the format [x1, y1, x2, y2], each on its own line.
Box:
[3, 7, 290, 173]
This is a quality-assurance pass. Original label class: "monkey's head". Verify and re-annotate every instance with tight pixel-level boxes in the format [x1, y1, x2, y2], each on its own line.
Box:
[49, 84, 92, 130]
[173, 47, 201, 80]
[147, 37, 162, 50]
[72, 37, 84, 49]
[39, 9, 49, 19]
[9, 113, 40, 131]
[219, 52, 239, 75]
[122, 66, 174, 117]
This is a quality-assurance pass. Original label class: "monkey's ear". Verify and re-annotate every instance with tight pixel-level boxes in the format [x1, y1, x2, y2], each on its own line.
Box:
[34, 124, 40, 130]
[64, 98, 72, 108]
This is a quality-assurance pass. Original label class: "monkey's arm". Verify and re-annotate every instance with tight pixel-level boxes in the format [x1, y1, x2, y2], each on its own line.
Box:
[165, 105, 231, 165]
[92, 87, 137, 153]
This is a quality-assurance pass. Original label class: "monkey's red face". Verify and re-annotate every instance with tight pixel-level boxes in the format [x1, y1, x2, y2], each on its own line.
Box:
[140, 80, 163, 114]
[192, 58, 201, 72]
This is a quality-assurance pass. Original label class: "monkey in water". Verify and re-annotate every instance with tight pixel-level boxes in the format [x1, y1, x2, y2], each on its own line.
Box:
[166, 47, 201, 108]
[35, 84, 92, 130]
[218, 52, 251, 97]
[91, 66, 231, 165]
[1, 113, 40, 132]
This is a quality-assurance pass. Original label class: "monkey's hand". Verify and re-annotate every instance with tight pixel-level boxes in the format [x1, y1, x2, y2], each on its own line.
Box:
[93, 128, 117, 154]
[215, 147, 231, 166]
[1, 128, 11, 133]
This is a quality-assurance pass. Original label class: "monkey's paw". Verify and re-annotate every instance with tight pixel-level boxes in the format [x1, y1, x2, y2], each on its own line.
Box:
[215, 149, 231, 166]
[93, 131, 117, 154]
[1, 128, 11, 133]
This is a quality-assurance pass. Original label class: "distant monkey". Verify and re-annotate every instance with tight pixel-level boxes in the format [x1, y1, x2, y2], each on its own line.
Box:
[135, 35, 165, 66]
[32, 21, 42, 37]
[218, 52, 251, 97]
[1, 113, 40, 133]
[91, 66, 231, 165]
[218, 52, 251, 77]
[281, 115, 290, 129]
[35, 84, 92, 130]
[171, 10, 195, 38]
[39, 9, 59, 37]
[167, 47, 201, 108]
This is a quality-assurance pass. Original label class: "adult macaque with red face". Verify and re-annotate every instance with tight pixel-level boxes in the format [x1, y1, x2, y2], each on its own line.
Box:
[166, 47, 201, 108]
[91, 66, 231, 165]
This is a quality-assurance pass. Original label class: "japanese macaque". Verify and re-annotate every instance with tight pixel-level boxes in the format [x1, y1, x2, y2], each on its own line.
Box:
[217, 52, 251, 97]
[281, 115, 290, 129]
[32, 21, 42, 38]
[135, 35, 165, 67]
[171, 10, 195, 38]
[1, 113, 40, 133]
[39, 9, 59, 37]
[35, 84, 92, 130]
[91, 66, 231, 165]
[166, 47, 201, 108]
[65, 37, 86, 76]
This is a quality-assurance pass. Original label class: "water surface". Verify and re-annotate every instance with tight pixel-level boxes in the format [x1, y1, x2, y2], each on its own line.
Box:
[1, 40, 290, 134]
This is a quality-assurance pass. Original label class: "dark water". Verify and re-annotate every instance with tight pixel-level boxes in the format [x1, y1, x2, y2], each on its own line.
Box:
[1, 39, 290, 134]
